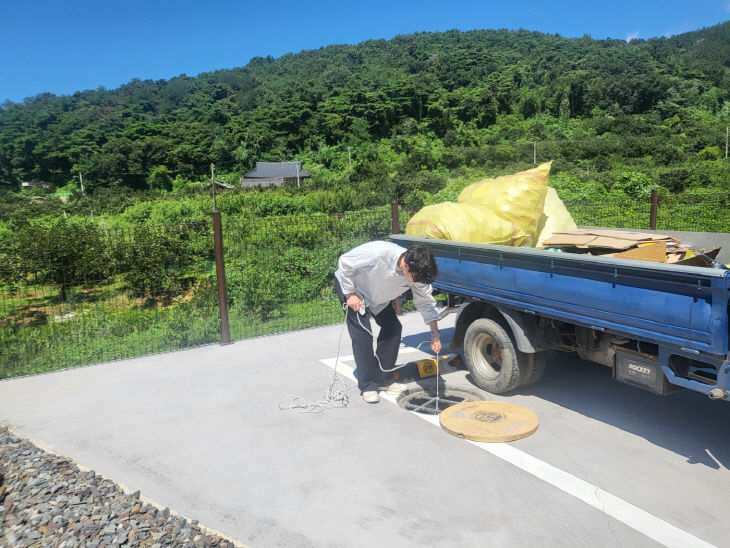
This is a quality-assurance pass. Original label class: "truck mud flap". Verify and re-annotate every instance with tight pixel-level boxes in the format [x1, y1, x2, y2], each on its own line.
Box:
[614, 349, 680, 395]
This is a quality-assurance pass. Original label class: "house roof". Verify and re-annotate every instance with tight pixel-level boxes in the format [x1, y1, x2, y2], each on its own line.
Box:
[244, 161, 310, 179]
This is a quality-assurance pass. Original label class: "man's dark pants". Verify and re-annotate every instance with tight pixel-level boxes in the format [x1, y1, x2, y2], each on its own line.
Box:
[334, 279, 402, 392]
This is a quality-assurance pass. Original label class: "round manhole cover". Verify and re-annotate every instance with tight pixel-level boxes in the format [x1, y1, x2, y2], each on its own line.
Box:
[397, 387, 483, 415]
[439, 401, 539, 442]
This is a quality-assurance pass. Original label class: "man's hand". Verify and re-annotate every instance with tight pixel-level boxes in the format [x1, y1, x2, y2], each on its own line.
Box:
[430, 333, 442, 355]
[429, 320, 441, 354]
[346, 293, 363, 313]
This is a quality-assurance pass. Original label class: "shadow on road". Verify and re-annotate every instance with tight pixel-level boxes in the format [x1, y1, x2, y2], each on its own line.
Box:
[404, 326, 730, 470]
[512, 350, 730, 470]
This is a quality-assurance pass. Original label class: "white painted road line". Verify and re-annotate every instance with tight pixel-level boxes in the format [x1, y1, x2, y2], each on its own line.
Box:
[319, 351, 716, 548]
[321, 345, 423, 372]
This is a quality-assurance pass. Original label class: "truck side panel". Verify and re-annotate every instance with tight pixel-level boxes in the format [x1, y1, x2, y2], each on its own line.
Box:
[390, 235, 730, 357]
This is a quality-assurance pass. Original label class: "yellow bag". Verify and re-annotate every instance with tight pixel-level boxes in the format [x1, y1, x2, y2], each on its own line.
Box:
[536, 187, 577, 247]
[458, 162, 551, 246]
[406, 202, 515, 245]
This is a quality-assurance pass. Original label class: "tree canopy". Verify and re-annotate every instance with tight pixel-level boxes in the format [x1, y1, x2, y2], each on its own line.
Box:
[1, 23, 729, 201]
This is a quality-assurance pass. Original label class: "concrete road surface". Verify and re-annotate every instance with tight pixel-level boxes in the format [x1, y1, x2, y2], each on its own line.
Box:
[1, 311, 729, 547]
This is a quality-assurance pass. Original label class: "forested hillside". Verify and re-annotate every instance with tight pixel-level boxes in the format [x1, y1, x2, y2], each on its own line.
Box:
[1, 23, 729, 207]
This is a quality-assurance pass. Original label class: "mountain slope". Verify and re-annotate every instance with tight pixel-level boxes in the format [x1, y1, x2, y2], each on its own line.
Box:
[0, 23, 728, 192]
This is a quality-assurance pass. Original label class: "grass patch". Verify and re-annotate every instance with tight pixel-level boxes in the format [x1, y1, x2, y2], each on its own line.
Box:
[0, 301, 219, 379]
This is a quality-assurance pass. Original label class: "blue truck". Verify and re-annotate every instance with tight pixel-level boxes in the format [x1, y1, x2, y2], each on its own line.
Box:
[390, 234, 730, 401]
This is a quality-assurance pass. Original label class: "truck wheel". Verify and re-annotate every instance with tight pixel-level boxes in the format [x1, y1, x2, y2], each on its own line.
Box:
[463, 318, 523, 394]
[519, 352, 547, 387]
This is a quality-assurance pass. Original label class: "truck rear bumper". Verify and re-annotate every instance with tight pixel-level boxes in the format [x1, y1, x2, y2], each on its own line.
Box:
[659, 346, 730, 399]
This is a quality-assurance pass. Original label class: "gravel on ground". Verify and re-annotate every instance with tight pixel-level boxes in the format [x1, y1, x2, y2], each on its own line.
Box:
[0, 426, 244, 547]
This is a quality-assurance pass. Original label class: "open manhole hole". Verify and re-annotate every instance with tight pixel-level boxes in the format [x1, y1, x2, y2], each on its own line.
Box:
[397, 386, 483, 415]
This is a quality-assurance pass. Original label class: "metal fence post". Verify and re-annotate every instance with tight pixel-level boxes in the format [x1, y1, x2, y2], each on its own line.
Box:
[391, 200, 400, 234]
[212, 210, 231, 344]
[650, 189, 658, 230]
[391, 200, 402, 316]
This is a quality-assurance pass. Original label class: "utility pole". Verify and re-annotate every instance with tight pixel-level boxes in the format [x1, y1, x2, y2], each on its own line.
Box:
[79, 172, 85, 194]
[348, 146, 352, 170]
[533, 142, 536, 166]
[296, 162, 300, 188]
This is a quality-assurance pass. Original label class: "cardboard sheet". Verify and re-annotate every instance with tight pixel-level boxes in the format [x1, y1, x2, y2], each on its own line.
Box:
[543, 229, 720, 266]
[561, 229, 673, 241]
[604, 241, 667, 263]
[543, 229, 679, 251]
[544, 233, 640, 250]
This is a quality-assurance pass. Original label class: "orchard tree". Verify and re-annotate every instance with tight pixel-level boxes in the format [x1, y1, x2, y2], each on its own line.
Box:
[147, 165, 173, 191]
[5, 219, 110, 301]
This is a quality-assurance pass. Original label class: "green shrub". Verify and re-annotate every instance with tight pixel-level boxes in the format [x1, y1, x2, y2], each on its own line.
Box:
[550, 172, 608, 201]
[147, 165, 173, 191]
[3, 218, 112, 300]
[611, 172, 658, 199]
[696, 146, 721, 161]
[115, 223, 206, 303]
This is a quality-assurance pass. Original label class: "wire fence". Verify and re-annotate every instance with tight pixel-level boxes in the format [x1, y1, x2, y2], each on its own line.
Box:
[221, 209, 392, 340]
[0, 221, 218, 379]
[654, 193, 730, 232]
[0, 209, 392, 379]
[563, 193, 730, 232]
[0, 193, 726, 380]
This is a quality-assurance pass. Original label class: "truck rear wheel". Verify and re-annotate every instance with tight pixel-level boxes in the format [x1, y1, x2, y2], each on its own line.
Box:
[463, 319, 523, 394]
[519, 352, 547, 387]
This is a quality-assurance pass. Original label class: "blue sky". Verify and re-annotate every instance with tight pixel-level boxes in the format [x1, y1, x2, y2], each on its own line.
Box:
[2, 0, 729, 104]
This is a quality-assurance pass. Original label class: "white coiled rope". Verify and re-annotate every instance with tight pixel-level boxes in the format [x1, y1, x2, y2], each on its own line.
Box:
[280, 303, 439, 413]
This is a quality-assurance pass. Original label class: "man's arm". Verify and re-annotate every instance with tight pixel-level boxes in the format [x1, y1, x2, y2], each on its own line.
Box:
[337, 245, 374, 312]
[410, 282, 440, 353]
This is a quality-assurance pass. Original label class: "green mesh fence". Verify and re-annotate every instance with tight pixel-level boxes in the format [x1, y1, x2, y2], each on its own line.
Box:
[655, 194, 730, 233]
[222, 209, 392, 341]
[0, 222, 218, 379]
[562, 193, 729, 232]
[0, 210, 393, 379]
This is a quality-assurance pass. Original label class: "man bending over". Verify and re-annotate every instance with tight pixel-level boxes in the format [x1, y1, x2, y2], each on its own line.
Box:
[334, 241, 441, 403]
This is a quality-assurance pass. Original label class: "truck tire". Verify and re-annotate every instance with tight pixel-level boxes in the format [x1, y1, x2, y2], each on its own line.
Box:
[463, 318, 523, 394]
[519, 352, 547, 387]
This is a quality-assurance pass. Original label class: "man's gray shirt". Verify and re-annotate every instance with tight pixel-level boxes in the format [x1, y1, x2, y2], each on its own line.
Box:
[335, 241, 439, 323]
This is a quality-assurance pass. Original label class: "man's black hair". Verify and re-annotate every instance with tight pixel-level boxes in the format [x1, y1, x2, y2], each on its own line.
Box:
[404, 243, 438, 284]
